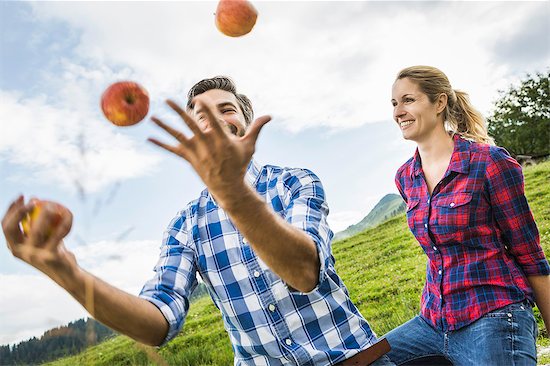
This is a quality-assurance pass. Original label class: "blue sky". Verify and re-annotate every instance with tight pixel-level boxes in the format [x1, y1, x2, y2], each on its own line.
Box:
[1, 0, 549, 346]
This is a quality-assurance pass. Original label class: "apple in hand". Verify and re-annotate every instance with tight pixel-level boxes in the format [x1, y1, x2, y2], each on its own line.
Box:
[21, 199, 64, 238]
[101, 81, 150, 126]
[215, 0, 258, 37]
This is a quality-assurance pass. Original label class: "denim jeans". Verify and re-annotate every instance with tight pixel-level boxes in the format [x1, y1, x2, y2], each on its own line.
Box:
[370, 355, 396, 366]
[384, 301, 538, 365]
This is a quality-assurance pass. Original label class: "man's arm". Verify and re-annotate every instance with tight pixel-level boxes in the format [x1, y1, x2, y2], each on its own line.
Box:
[2, 196, 169, 346]
[149, 98, 322, 292]
[223, 183, 320, 292]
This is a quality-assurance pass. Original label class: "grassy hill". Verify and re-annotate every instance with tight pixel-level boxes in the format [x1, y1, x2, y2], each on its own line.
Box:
[46, 161, 550, 366]
[334, 193, 406, 241]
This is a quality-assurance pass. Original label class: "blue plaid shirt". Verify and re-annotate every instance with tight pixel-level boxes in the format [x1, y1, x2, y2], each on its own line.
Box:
[140, 159, 377, 365]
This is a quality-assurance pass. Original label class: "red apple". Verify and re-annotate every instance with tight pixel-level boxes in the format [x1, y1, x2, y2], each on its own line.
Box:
[101, 81, 150, 126]
[21, 199, 64, 237]
[215, 0, 258, 37]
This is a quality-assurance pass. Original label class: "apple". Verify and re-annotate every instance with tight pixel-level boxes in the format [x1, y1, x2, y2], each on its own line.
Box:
[215, 0, 258, 37]
[21, 199, 63, 237]
[101, 81, 150, 126]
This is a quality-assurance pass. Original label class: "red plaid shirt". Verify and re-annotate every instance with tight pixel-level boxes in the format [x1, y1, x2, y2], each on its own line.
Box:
[395, 135, 550, 331]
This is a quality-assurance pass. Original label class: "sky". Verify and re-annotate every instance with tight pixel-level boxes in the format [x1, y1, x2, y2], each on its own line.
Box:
[1, 0, 549, 346]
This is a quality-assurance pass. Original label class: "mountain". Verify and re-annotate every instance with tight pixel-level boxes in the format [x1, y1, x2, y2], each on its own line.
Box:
[334, 193, 406, 241]
[0, 318, 115, 365]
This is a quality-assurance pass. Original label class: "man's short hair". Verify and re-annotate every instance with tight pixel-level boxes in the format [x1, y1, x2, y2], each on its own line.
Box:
[186, 76, 254, 126]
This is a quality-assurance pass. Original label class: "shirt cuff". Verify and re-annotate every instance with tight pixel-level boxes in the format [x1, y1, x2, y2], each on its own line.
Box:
[521, 258, 550, 276]
[139, 294, 182, 346]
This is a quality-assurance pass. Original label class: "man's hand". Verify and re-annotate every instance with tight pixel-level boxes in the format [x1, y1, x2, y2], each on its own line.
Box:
[2, 195, 169, 345]
[148, 98, 271, 208]
[2, 196, 76, 279]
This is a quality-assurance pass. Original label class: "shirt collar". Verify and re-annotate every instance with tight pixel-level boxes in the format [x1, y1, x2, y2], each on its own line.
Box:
[205, 158, 262, 205]
[411, 134, 470, 178]
[245, 158, 262, 187]
[447, 134, 471, 175]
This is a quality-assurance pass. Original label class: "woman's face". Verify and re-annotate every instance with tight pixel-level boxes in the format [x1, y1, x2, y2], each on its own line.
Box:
[391, 77, 444, 143]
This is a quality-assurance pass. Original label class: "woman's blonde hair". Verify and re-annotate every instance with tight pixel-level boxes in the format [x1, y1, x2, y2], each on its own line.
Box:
[396, 66, 494, 145]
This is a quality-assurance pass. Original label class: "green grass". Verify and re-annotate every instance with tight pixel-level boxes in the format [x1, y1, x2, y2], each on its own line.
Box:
[46, 161, 550, 365]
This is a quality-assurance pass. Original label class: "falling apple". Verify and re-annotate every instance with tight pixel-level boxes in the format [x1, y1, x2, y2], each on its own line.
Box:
[21, 199, 63, 237]
[215, 0, 258, 37]
[101, 81, 150, 126]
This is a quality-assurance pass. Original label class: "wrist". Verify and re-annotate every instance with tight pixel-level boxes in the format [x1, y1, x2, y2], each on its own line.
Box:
[42, 247, 82, 290]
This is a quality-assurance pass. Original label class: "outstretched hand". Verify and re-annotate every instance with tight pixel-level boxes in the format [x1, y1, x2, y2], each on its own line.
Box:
[2, 196, 76, 277]
[148, 97, 271, 208]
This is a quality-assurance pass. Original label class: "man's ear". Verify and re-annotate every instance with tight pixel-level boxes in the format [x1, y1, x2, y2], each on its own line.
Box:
[436, 93, 448, 114]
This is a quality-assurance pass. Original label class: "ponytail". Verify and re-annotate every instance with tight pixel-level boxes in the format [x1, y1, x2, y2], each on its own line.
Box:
[446, 89, 494, 145]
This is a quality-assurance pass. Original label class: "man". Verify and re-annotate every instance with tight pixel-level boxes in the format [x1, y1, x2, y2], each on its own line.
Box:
[2, 77, 392, 365]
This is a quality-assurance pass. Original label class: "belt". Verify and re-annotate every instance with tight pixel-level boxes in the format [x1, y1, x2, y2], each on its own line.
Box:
[336, 338, 391, 366]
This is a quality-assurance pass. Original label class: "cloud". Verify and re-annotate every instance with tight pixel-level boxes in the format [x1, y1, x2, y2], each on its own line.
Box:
[0, 60, 162, 194]
[73, 239, 160, 295]
[328, 210, 365, 234]
[0, 273, 88, 346]
[0, 240, 159, 346]
[20, 1, 548, 136]
[491, 4, 550, 72]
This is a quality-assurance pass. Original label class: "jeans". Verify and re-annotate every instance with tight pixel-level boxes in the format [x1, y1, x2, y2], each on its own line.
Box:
[384, 301, 538, 365]
[371, 355, 396, 366]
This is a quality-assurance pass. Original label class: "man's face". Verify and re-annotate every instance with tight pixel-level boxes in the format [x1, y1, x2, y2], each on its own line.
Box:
[192, 89, 247, 137]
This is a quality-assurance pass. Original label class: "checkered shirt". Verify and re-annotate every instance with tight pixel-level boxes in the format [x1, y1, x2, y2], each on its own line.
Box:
[395, 134, 550, 331]
[140, 159, 377, 365]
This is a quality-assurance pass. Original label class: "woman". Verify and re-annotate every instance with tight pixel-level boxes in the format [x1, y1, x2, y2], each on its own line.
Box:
[385, 66, 550, 365]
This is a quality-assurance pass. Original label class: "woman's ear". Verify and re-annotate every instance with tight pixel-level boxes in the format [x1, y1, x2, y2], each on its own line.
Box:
[436, 93, 448, 115]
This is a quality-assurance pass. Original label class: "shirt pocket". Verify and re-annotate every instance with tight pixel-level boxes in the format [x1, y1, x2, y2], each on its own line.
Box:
[406, 198, 421, 232]
[432, 192, 473, 235]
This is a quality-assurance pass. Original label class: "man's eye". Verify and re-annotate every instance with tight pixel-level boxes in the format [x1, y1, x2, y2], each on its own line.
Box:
[404, 98, 414, 103]
[222, 108, 236, 114]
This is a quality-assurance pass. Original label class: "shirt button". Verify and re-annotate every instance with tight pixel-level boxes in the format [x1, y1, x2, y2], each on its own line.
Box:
[449, 202, 455, 207]
[438, 270, 442, 275]
[268, 304, 276, 312]
[424, 223, 428, 229]
[243, 237, 249, 244]
[253, 270, 260, 278]
[439, 295, 442, 299]
[433, 246, 437, 251]
[285, 338, 292, 346]
[507, 313, 512, 318]
[427, 198, 430, 204]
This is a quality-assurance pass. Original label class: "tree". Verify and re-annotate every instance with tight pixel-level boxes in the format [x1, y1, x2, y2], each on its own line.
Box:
[487, 71, 549, 157]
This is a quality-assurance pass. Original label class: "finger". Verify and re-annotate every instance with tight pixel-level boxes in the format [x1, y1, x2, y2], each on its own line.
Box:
[27, 202, 53, 248]
[193, 98, 226, 137]
[166, 99, 204, 138]
[44, 205, 72, 250]
[3, 195, 24, 217]
[243, 115, 271, 147]
[147, 138, 191, 161]
[2, 195, 27, 246]
[151, 117, 189, 144]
